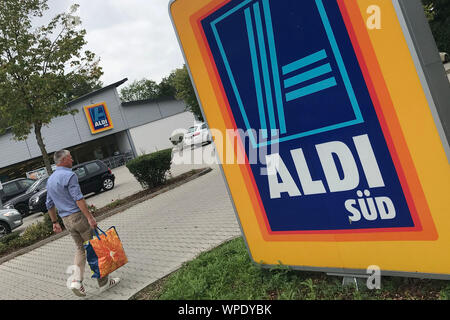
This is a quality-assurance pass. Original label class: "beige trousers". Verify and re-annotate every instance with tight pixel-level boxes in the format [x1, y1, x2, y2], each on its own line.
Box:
[62, 211, 108, 287]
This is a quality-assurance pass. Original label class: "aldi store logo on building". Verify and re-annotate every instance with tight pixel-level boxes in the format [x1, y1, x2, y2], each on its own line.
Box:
[84, 102, 114, 134]
[192, 0, 438, 241]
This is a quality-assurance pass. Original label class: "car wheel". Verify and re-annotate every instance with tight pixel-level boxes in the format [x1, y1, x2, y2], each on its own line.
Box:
[102, 178, 115, 191]
[15, 204, 29, 217]
[0, 222, 11, 238]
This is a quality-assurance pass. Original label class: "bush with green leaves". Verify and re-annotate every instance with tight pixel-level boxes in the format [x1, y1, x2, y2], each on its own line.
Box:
[126, 149, 172, 189]
[0, 231, 20, 244]
[0, 213, 65, 257]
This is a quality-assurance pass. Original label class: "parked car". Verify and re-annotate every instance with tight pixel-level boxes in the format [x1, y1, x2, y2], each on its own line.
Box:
[0, 208, 22, 238]
[29, 160, 115, 213]
[183, 122, 212, 148]
[3, 177, 49, 217]
[0, 178, 36, 203]
[440, 52, 449, 63]
[28, 188, 47, 215]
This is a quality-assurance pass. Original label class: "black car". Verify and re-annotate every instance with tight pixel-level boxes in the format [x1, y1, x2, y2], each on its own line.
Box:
[3, 177, 49, 217]
[0, 178, 36, 203]
[29, 160, 115, 213]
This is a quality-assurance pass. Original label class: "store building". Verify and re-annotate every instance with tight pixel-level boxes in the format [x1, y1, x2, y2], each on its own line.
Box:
[0, 78, 196, 180]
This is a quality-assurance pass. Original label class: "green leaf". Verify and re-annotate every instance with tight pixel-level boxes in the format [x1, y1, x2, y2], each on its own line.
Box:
[0, 0, 103, 173]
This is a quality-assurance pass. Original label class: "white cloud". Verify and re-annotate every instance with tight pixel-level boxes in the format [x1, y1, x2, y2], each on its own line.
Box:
[44, 0, 185, 85]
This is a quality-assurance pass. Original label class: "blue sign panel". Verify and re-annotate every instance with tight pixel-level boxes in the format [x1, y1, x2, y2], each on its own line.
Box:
[201, 0, 415, 232]
[90, 106, 108, 130]
[84, 103, 114, 134]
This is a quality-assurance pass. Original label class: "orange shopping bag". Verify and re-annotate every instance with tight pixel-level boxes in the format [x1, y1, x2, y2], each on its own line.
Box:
[84, 226, 128, 279]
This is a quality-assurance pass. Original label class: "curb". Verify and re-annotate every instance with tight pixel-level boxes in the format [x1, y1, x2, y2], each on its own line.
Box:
[0, 167, 213, 266]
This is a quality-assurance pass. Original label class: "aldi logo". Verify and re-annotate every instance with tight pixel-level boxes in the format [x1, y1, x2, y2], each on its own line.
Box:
[84, 102, 114, 134]
[205, 0, 364, 147]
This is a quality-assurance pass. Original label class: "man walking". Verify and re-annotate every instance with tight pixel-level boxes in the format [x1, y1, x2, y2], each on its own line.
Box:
[47, 149, 120, 297]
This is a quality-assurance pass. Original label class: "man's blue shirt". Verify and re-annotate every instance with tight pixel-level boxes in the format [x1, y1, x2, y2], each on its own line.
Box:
[46, 166, 84, 217]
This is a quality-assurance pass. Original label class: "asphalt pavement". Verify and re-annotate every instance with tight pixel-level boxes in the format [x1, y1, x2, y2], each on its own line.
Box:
[17, 144, 217, 233]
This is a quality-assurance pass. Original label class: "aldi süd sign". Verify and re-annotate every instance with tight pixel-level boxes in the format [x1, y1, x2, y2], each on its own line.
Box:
[170, 0, 450, 278]
[84, 102, 114, 134]
[198, 0, 418, 234]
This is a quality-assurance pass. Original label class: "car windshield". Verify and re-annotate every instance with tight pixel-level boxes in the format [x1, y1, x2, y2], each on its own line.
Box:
[26, 177, 48, 194]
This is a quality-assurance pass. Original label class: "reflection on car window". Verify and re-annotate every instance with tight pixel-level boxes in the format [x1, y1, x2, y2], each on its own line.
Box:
[18, 179, 34, 190]
[27, 179, 41, 193]
[3, 182, 19, 196]
[38, 177, 48, 189]
[85, 162, 101, 174]
[74, 167, 87, 179]
[188, 127, 195, 133]
[26, 178, 45, 194]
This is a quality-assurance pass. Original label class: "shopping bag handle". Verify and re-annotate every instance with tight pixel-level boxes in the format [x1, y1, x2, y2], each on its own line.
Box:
[94, 227, 107, 240]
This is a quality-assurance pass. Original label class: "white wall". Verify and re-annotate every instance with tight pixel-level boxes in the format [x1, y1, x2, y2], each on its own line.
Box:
[129, 111, 195, 155]
[0, 85, 126, 168]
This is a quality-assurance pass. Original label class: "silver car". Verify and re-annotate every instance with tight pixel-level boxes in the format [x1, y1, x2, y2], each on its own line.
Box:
[0, 208, 23, 238]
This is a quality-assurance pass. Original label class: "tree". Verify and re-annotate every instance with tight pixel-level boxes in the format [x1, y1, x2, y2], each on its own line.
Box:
[119, 66, 202, 120]
[422, 0, 450, 53]
[0, 0, 103, 175]
[0, 114, 7, 131]
[156, 73, 177, 99]
[119, 78, 159, 102]
[120, 75, 178, 102]
[171, 65, 203, 121]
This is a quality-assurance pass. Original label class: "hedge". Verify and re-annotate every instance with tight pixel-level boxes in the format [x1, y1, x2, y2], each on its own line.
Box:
[126, 149, 172, 189]
[0, 213, 64, 256]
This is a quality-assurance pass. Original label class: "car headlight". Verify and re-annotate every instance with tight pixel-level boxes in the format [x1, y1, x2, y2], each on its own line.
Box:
[2, 210, 20, 217]
[31, 196, 39, 204]
[3, 204, 14, 209]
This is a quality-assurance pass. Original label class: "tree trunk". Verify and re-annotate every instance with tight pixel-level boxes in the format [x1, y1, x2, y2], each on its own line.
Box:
[34, 123, 53, 176]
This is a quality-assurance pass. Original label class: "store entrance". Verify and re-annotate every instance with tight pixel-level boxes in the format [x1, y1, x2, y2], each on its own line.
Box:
[0, 132, 134, 181]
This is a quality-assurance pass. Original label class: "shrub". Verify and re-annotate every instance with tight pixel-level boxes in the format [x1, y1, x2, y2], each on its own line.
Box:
[0, 231, 20, 245]
[88, 204, 97, 214]
[126, 149, 172, 189]
[20, 220, 53, 243]
[0, 213, 66, 257]
[0, 242, 6, 255]
[42, 212, 65, 229]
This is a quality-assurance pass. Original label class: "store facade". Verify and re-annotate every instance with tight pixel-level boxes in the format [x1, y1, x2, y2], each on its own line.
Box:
[0, 79, 195, 180]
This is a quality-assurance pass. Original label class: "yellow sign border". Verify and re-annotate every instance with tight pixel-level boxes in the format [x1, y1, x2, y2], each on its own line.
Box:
[83, 102, 114, 134]
[170, 0, 450, 276]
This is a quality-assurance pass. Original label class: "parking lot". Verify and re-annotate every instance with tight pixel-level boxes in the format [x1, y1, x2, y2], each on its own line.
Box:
[15, 143, 217, 234]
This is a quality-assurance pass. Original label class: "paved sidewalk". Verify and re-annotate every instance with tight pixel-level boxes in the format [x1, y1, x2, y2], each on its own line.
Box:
[0, 166, 241, 300]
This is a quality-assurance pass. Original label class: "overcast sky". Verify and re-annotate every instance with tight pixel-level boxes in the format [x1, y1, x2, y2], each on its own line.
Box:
[43, 0, 185, 86]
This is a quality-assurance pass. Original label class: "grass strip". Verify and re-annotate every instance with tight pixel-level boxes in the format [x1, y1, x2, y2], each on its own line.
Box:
[131, 237, 450, 300]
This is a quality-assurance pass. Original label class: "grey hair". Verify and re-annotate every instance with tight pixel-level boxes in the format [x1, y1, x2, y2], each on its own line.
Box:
[54, 149, 70, 165]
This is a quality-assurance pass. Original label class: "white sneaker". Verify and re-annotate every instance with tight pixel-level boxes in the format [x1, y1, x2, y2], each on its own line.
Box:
[70, 280, 87, 297]
[99, 277, 121, 293]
